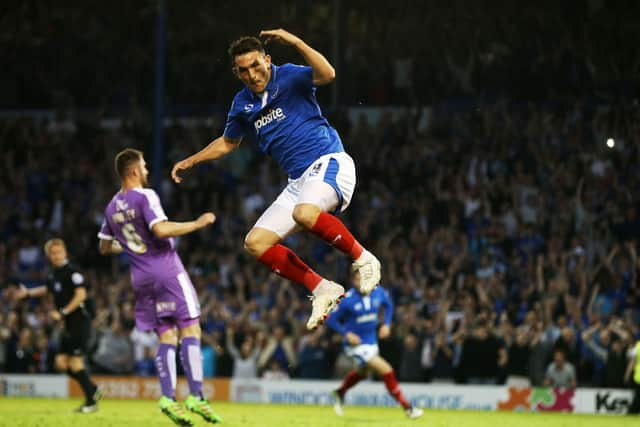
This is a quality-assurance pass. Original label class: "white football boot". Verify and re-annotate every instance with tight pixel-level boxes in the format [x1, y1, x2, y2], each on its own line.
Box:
[352, 250, 381, 294]
[331, 390, 344, 416]
[405, 406, 424, 419]
[306, 280, 345, 330]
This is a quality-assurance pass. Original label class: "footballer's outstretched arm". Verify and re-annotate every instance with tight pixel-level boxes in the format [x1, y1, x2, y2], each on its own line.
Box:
[13, 283, 47, 300]
[260, 29, 335, 85]
[151, 212, 216, 239]
[171, 135, 240, 183]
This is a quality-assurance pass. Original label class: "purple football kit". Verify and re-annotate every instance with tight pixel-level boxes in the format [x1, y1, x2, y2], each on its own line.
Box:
[98, 188, 200, 333]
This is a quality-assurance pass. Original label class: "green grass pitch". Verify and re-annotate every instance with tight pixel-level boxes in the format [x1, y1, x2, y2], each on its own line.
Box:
[0, 398, 637, 427]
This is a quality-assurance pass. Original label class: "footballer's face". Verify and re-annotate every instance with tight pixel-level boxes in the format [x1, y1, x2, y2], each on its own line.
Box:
[47, 243, 67, 267]
[137, 157, 149, 187]
[233, 50, 272, 94]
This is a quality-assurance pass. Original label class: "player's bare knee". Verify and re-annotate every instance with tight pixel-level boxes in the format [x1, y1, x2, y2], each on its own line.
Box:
[292, 204, 319, 229]
[69, 357, 84, 372]
[158, 327, 178, 345]
[368, 355, 392, 375]
[55, 357, 68, 372]
[179, 323, 201, 340]
[244, 232, 263, 257]
[379, 365, 393, 375]
[245, 229, 278, 258]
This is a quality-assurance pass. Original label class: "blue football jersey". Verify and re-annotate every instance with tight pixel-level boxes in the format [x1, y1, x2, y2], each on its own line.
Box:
[325, 286, 394, 346]
[223, 63, 344, 179]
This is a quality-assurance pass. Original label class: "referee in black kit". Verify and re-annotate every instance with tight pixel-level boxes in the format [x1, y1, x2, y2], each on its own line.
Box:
[13, 238, 103, 413]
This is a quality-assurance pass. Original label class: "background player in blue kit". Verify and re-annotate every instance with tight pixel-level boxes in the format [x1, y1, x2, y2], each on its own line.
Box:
[325, 270, 424, 419]
[171, 29, 381, 330]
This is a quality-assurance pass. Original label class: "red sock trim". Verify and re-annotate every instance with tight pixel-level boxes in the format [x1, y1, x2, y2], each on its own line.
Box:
[310, 212, 364, 259]
[382, 371, 410, 409]
[257, 244, 322, 291]
[338, 370, 364, 396]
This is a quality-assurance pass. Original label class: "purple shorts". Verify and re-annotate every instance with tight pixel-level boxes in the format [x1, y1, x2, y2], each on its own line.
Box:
[133, 271, 201, 334]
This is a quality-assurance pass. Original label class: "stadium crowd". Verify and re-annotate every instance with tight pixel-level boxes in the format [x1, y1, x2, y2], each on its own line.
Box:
[2, 1, 639, 108]
[1, 0, 640, 393]
[0, 96, 639, 388]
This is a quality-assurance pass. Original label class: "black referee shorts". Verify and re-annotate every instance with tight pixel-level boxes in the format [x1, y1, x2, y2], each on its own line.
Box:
[59, 319, 91, 357]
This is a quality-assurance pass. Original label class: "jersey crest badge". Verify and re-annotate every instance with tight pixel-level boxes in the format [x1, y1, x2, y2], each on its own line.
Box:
[309, 163, 323, 176]
[270, 85, 280, 100]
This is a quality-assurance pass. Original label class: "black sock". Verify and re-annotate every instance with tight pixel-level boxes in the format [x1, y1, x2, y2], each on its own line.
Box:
[69, 369, 97, 404]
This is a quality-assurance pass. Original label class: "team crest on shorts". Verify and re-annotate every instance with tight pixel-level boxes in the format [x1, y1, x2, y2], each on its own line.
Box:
[309, 163, 323, 176]
[156, 301, 176, 313]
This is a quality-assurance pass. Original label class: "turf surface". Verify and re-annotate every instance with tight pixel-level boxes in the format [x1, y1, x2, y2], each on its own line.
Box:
[0, 398, 637, 427]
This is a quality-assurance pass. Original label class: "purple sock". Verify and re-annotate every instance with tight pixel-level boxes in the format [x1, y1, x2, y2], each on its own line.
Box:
[179, 336, 203, 398]
[155, 343, 177, 399]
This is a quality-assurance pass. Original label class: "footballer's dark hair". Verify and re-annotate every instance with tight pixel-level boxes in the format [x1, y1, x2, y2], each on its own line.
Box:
[228, 36, 265, 63]
[115, 148, 143, 179]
